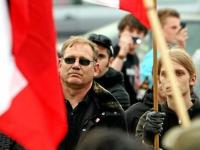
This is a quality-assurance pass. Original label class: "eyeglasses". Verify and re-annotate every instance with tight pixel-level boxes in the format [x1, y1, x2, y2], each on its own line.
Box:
[64, 57, 95, 66]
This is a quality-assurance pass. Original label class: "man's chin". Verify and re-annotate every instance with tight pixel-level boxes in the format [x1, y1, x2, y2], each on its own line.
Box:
[67, 82, 83, 89]
[128, 49, 135, 55]
[67, 78, 82, 85]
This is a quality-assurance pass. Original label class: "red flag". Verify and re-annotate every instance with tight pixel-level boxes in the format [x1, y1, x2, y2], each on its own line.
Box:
[0, 0, 67, 150]
[120, 0, 149, 28]
[83, 0, 150, 28]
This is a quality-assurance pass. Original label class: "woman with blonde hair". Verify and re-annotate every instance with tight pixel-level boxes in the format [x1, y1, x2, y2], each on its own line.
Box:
[136, 49, 200, 147]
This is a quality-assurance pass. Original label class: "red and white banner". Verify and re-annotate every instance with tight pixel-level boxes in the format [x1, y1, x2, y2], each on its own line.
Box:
[0, 0, 67, 149]
[83, 0, 150, 28]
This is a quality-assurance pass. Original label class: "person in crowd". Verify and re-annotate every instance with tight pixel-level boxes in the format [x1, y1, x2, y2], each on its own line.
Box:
[192, 48, 200, 98]
[126, 83, 166, 135]
[140, 8, 188, 88]
[58, 36, 127, 150]
[88, 33, 130, 110]
[136, 49, 200, 148]
[141, 8, 188, 88]
[76, 128, 149, 150]
[110, 14, 148, 104]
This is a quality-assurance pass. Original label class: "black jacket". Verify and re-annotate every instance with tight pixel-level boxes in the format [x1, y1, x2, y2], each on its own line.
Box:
[0, 82, 127, 150]
[0, 133, 23, 150]
[136, 96, 200, 145]
[95, 67, 130, 110]
[125, 88, 153, 135]
[59, 82, 127, 150]
[114, 45, 139, 104]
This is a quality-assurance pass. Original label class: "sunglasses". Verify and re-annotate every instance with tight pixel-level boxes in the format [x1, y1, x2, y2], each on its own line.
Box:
[64, 57, 95, 66]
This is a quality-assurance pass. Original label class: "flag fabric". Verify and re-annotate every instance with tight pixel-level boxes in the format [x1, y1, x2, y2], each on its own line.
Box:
[83, 0, 150, 28]
[0, 0, 67, 150]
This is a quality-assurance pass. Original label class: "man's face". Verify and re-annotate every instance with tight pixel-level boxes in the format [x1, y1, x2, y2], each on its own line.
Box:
[159, 61, 195, 98]
[59, 43, 99, 88]
[95, 45, 111, 78]
[121, 26, 146, 54]
[162, 16, 181, 44]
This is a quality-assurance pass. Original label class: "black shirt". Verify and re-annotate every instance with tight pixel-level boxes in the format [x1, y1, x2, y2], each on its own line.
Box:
[114, 45, 139, 104]
[58, 82, 127, 150]
[58, 93, 91, 150]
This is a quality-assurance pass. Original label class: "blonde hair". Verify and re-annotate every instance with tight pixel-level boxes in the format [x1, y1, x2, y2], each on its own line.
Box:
[60, 36, 98, 60]
[158, 8, 180, 26]
[158, 49, 196, 87]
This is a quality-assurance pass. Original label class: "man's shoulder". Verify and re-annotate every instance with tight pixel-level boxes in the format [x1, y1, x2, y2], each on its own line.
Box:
[105, 67, 124, 83]
[92, 82, 123, 111]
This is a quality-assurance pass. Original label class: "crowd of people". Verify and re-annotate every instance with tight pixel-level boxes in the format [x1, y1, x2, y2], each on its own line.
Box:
[1, 8, 200, 150]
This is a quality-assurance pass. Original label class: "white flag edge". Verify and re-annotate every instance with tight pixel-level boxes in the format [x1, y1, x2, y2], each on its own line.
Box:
[0, 0, 27, 115]
[83, 0, 119, 8]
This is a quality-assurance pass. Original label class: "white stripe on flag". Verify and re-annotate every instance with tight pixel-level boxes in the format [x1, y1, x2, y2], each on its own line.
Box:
[0, 0, 27, 115]
[83, 0, 119, 8]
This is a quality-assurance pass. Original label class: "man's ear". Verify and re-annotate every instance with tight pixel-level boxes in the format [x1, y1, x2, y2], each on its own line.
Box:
[58, 58, 62, 72]
[109, 57, 114, 65]
[94, 62, 100, 77]
[190, 74, 197, 87]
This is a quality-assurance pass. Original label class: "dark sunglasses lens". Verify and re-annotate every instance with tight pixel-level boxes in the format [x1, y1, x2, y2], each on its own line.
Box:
[79, 59, 91, 66]
[64, 57, 75, 64]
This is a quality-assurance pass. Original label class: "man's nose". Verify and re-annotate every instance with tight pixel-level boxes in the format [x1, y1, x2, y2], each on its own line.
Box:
[72, 59, 81, 69]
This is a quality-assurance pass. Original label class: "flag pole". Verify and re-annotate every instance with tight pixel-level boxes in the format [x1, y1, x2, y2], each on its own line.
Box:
[143, 0, 191, 135]
[151, 0, 159, 149]
[153, 0, 158, 112]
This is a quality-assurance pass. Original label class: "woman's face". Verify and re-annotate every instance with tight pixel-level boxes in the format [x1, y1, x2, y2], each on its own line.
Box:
[159, 61, 195, 98]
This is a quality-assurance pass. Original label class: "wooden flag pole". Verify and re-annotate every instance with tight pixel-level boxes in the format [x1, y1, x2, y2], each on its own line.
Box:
[143, 0, 191, 132]
[152, 0, 159, 150]
[153, 0, 158, 113]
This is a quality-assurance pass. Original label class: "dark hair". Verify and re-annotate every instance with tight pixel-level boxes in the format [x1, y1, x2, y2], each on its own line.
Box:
[88, 34, 114, 57]
[76, 128, 148, 150]
[118, 14, 148, 35]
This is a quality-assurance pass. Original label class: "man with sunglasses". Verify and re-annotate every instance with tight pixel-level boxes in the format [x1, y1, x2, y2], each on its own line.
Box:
[111, 14, 148, 105]
[58, 36, 127, 150]
[88, 33, 130, 110]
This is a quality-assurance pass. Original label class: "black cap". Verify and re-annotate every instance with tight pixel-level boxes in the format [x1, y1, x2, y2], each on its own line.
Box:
[88, 33, 114, 57]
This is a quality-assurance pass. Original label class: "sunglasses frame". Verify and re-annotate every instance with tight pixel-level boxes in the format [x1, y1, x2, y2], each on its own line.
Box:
[63, 57, 95, 66]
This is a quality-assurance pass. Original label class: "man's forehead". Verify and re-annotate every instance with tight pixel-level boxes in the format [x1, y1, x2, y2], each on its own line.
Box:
[124, 26, 144, 33]
[65, 43, 92, 52]
[164, 17, 180, 25]
[64, 44, 93, 57]
[68, 42, 91, 49]
[97, 45, 108, 52]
